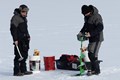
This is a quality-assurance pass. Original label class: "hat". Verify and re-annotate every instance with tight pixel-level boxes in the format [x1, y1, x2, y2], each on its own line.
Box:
[19, 4, 29, 12]
[81, 5, 91, 15]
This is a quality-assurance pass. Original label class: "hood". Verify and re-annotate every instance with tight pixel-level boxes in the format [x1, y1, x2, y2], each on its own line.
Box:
[92, 6, 99, 15]
[13, 8, 20, 15]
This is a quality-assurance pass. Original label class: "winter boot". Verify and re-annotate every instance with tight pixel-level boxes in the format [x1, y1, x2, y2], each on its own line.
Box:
[86, 70, 92, 76]
[13, 72, 24, 76]
[90, 60, 100, 75]
[94, 60, 100, 75]
[23, 71, 33, 75]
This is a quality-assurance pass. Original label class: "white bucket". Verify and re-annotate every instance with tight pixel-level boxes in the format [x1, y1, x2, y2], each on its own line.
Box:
[29, 56, 40, 73]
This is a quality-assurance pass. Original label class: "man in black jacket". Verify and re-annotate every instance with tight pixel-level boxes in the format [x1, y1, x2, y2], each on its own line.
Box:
[10, 4, 32, 76]
[77, 5, 104, 75]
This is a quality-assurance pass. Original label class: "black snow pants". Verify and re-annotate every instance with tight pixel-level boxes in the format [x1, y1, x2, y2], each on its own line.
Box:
[13, 38, 29, 75]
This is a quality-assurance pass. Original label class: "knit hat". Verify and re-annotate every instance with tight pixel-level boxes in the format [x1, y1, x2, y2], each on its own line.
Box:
[19, 4, 29, 12]
[81, 5, 91, 15]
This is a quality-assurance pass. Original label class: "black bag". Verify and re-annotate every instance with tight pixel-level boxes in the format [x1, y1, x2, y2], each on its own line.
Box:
[56, 54, 81, 70]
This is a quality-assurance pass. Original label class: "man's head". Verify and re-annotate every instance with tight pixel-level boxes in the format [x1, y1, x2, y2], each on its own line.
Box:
[19, 4, 29, 17]
[81, 5, 92, 16]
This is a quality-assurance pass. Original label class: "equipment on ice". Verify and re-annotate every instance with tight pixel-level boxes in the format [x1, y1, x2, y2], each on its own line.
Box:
[76, 34, 88, 76]
[78, 37, 86, 75]
[29, 49, 41, 73]
[44, 56, 55, 71]
[56, 54, 81, 71]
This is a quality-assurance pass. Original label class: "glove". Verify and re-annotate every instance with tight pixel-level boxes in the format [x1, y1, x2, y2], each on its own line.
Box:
[14, 41, 18, 46]
[77, 32, 88, 41]
[85, 32, 91, 37]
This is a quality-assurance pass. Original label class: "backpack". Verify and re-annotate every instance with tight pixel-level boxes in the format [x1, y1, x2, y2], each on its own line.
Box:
[56, 54, 81, 70]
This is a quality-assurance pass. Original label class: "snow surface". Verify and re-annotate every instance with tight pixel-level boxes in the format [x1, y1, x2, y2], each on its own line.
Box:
[0, 0, 120, 80]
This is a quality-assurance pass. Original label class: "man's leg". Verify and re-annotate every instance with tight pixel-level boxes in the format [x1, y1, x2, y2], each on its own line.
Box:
[13, 46, 24, 76]
[19, 41, 32, 75]
[20, 51, 32, 75]
[20, 50, 28, 73]
[88, 42, 101, 75]
[14, 55, 20, 75]
[93, 42, 101, 74]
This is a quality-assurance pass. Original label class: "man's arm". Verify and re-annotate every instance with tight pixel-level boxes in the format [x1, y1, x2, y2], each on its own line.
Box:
[10, 16, 19, 45]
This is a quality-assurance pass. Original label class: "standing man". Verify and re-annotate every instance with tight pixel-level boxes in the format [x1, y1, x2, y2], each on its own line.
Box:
[77, 5, 104, 75]
[10, 4, 32, 76]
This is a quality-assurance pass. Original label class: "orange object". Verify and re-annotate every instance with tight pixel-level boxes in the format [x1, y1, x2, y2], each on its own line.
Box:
[34, 49, 40, 56]
[44, 56, 55, 71]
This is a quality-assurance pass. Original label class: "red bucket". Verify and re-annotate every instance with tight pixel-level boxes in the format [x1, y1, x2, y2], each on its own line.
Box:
[44, 56, 55, 71]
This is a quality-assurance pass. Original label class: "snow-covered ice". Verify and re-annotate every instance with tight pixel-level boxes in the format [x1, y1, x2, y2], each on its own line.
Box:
[0, 0, 120, 80]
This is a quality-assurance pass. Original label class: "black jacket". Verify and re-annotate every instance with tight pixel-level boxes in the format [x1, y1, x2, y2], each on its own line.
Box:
[80, 6, 104, 42]
[10, 8, 30, 42]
